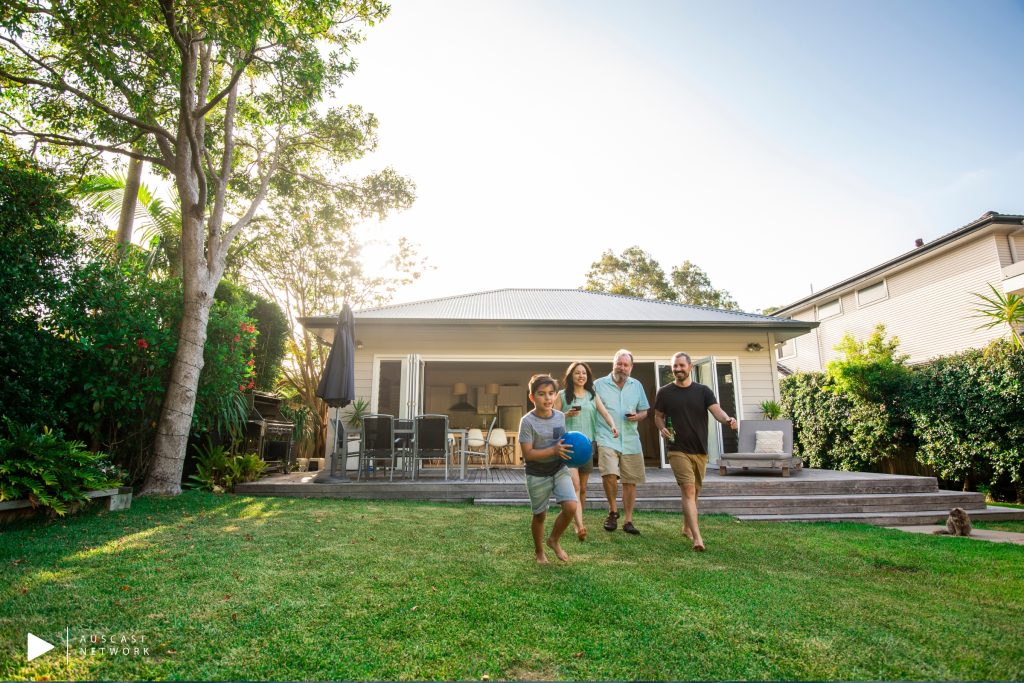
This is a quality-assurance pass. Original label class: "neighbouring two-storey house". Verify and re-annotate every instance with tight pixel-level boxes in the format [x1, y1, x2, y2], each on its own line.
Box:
[774, 211, 1024, 372]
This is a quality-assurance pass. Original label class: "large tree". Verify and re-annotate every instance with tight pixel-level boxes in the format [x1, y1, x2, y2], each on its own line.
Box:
[584, 246, 675, 300]
[245, 169, 419, 458]
[584, 246, 741, 309]
[0, 0, 391, 494]
[669, 260, 740, 310]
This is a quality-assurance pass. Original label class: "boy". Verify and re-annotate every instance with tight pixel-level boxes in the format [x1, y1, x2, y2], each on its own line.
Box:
[519, 374, 577, 564]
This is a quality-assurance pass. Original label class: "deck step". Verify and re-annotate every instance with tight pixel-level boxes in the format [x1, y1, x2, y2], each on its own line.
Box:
[474, 491, 988, 515]
[734, 506, 1024, 526]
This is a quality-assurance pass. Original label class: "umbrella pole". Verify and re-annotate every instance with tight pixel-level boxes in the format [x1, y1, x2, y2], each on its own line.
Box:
[332, 406, 350, 481]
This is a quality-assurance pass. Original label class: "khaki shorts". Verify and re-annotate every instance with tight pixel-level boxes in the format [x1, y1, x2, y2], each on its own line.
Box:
[669, 451, 708, 492]
[598, 446, 646, 484]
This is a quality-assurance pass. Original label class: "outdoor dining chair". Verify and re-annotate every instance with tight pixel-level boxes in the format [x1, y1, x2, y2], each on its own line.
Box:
[461, 416, 496, 472]
[358, 413, 398, 481]
[411, 414, 451, 480]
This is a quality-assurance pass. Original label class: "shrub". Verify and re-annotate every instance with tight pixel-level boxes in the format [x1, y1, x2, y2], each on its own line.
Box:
[781, 335, 1024, 500]
[0, 145, 81, 428]
[908, 340, 1024, 491]
[0, 418, 125, 516]
[215, 281, 288, 392]
[186, 440, 267, 492]
[56, 248, 259, 480]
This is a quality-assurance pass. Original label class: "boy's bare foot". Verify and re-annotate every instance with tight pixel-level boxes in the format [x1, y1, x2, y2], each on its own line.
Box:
[535, 552, 549, 564]
[692, 538, 706, 552]
[576, 526, 587, 542]
[681, 525, 693, 539]
[546, 537, 570, 562]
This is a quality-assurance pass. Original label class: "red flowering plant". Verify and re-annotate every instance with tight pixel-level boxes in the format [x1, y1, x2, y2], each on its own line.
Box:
[59, 249, 260, 480]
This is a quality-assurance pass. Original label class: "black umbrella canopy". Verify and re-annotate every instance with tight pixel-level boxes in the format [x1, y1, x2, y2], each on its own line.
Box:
[316, 304, 356, 409]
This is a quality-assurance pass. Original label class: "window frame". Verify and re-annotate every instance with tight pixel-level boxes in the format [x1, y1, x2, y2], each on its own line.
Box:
[816, 298, 842, 321]
[856, 279, 889, 307]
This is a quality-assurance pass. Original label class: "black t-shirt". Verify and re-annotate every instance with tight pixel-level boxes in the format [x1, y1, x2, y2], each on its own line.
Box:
[654, 382, 718, 455]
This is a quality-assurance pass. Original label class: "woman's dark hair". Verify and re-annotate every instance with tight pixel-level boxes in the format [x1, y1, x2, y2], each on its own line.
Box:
[561, 361, 596, 406]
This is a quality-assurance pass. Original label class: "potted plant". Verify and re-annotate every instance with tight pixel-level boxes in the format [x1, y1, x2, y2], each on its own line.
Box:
[759, 399, 782, 420]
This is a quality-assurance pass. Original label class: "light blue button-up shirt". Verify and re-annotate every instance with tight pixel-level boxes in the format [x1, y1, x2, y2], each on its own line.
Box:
[594, 374, 650, 454]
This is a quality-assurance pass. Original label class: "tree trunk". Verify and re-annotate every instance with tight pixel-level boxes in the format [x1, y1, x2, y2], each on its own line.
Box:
[140, 280, 214, 495]
[116, 156, 144, 245]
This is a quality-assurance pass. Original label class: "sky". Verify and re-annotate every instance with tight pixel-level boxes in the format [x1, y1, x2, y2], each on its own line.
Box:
[339, 0, 1024, 312]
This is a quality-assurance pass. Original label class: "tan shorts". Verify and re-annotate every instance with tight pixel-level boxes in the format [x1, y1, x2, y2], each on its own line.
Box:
[669, 451, 708, 492]
[598, 446, 646, 484]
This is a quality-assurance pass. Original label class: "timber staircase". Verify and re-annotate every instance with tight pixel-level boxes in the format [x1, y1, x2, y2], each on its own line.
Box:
[473, 470, 1024, 526]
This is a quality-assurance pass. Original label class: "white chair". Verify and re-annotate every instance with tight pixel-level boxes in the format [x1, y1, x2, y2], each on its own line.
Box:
[461, 417, 496, 471]
[488, 428, 511, 465]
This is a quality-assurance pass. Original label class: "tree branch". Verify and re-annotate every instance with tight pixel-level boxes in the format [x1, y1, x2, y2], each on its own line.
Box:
[0, 51, 173, 143]
[0, 123, 167, 167]
[195, 47, 255, 118]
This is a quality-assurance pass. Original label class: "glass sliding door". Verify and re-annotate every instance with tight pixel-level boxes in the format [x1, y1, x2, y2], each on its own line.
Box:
[692, 356, 722, 463]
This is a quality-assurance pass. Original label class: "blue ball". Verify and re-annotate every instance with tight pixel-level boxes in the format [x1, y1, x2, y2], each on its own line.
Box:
[561, 431, 592, 467]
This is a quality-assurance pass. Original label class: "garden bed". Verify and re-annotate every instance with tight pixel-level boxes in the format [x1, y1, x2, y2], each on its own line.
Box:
[0, 486, 133, 524]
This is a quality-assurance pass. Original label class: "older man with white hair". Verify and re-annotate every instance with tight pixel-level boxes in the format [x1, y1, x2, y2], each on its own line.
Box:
[593, 349, 649, 535]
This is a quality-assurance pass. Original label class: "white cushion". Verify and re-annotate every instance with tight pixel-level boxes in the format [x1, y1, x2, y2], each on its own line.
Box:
[753, 430, 785, 454]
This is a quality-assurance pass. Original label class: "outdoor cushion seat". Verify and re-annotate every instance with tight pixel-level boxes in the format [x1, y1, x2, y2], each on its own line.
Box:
[718, 419, 803, 477]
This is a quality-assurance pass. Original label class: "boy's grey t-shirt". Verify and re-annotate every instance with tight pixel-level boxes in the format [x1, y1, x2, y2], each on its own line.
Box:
[518, 410, 567, 477]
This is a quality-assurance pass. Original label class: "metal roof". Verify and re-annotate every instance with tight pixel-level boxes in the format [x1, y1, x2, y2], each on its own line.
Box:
[774, 211, 1024, 316]
[300, 289, 816, 342]
[352, 288, 806, 323]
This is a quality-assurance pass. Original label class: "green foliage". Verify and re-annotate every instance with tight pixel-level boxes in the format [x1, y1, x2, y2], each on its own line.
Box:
[669, 260, 740, 310]
[584, 246, 676, 300]
[908, 341, 1024, 487]
[78, 171, 183, 274]
[972, 283, 1024, 350]
[827, 324, 911, 403]
[54, 249, 257, 479]
[0, 418, 124, 516]
[186, 441, 267, 492]
[0, 145, 81, 428]
[584, 247, 739, 308]
[346, 397, 370, 429]
[759, 400, 782, 419]
[246, 176, 419, 458]
[215, 280, 288, 392]
[782, 335, 1024, 498]
[780, 373, 904, 471]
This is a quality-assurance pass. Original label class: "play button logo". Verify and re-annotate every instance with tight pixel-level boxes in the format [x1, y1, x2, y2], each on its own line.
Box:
[27, 632, 55, 661]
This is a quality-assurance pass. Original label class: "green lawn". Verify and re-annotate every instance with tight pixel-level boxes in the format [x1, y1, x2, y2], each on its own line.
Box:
[1, 492, 1022, 681]
[975, 503, 1024, 533]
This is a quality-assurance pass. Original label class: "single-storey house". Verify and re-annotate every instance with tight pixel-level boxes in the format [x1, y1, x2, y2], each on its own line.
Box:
[774, 211, 1024, 372]
[301, 288, 816, 466]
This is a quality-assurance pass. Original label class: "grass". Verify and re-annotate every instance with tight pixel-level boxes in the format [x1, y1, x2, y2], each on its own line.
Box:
[1, 492, 1023, 681]
[975, 502, 1024, 533]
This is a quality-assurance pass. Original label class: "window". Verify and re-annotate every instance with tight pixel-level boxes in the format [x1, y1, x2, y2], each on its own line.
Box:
[777, 339, 796, 359]
[857, 280, 888, 306]
[816, 299, 842, 320]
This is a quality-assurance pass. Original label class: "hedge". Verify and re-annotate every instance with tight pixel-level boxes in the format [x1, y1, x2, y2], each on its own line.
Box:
[780, 340, 1023, 500]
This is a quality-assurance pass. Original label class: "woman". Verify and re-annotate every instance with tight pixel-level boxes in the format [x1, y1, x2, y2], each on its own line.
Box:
[555, 361, 617, 541]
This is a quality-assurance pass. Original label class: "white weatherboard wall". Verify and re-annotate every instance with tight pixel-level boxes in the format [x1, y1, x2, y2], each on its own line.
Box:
[351, 324, 779, 422]
[782, 233, 1011, 372]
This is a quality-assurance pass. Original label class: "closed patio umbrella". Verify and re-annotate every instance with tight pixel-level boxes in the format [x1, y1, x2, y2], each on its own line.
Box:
[315, 304, 356, 480]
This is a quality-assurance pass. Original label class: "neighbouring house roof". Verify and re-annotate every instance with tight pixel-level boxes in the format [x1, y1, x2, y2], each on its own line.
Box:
[774, 211, 1024, 317]
[300, 288, 817, 343]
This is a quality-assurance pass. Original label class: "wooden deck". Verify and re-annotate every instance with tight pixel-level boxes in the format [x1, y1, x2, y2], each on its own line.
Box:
[234, 465, 1024, 526]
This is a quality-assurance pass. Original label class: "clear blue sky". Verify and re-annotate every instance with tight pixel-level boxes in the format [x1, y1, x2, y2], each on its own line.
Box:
[341, 0, 1024, 311]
